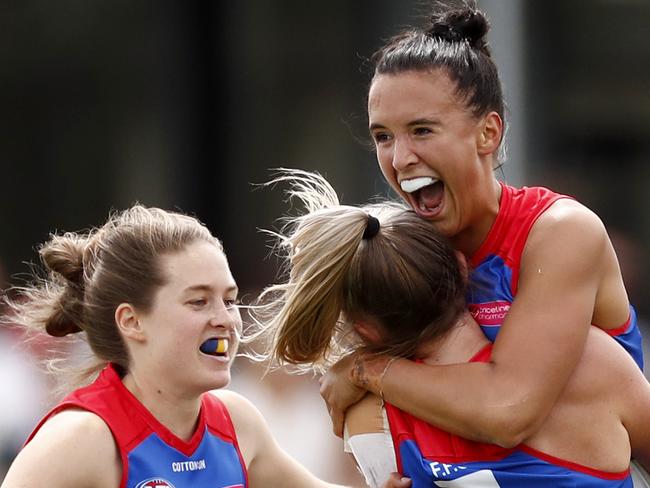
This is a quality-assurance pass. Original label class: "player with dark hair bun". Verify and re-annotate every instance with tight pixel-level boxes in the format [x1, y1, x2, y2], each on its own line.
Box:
[253, 170, 649, 487]
[320, 0, 646, 477]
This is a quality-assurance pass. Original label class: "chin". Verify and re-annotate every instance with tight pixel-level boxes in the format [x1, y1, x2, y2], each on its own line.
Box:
[194, 373, 231, 394]
[428, 215, 459, 236]
[210, 372, 232, 390]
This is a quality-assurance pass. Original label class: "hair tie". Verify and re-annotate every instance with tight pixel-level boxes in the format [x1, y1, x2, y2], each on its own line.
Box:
[362, 214, 380, 240]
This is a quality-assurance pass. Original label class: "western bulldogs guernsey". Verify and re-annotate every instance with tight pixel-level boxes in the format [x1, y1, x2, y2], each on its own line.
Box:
[467, 183, 644, 369]
[384, 345, 633, 487]
[26, 364, 248, 488]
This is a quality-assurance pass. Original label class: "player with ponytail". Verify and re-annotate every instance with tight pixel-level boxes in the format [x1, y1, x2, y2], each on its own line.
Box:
[253, 169, 650, 487]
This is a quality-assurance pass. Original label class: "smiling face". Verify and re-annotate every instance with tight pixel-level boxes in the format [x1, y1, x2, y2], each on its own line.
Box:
[134, 240, 241, 395]
[368, 69, 502, 252]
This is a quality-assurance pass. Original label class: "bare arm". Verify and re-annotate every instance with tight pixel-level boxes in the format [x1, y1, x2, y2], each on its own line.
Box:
[345, 393, 398, 488]
[324, 202, 610, 446]
[1, 410, 120, 488]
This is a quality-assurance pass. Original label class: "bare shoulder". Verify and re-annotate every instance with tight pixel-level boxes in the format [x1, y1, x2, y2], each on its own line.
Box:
[582, 329, 650, 450]
[525, 196, 631, 325]
[575, 327, 650, 425]
[521, 197, 610, 281]
[2, 409, 121, 488]
[210, 389, 265, 428]
[208, 389, 271, 444]
[209, 389, 270, 466]
[579, 327, 641, 383]
[531, 198, 607, 247]
[586, 328, 650, 408]
[208, 392, 340, 487]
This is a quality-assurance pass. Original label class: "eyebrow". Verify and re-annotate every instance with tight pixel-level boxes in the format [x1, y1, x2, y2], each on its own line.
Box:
[184, 284, 239, 294]
[369, 118, 441, 131]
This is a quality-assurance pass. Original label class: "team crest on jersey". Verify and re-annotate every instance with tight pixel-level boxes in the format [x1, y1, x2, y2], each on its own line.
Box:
[135, 479, 176, 488]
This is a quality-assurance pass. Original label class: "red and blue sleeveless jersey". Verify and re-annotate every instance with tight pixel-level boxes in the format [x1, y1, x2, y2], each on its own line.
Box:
[385, 345, 633, 487]
[26, 364, 248, 488]
[468, 183, 644, 369]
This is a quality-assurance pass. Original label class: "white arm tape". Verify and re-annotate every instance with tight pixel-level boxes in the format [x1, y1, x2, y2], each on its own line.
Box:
[344, 409, 397, 488]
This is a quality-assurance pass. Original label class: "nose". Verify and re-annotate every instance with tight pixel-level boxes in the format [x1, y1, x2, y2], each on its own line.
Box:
[392, 136, 419, 172]
[208, 302, 241, 331]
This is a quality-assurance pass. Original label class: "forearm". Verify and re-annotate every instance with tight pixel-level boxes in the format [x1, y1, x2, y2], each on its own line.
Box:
[357, 357, 555, 447]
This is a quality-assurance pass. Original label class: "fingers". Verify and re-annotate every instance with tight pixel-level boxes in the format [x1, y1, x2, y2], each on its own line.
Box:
[318, 374, 330, 399]
[382, 472, 412, 488]
[332, 408, 345, 438]
[321, 383, 345, 437]
[319, 353, 368, 437]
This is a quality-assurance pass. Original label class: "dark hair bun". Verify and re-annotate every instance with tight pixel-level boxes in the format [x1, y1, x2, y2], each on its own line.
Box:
[40, 233, 87, 286]
[38, 234, 88, 337]
[44, 297, 84, 337]
[427, 5, 490, 53]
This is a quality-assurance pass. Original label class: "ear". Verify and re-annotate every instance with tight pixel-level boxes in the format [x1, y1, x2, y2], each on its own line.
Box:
[477, 111, 503, 156]
[115, 303, 146, 342]
[353, 319, 384, 345]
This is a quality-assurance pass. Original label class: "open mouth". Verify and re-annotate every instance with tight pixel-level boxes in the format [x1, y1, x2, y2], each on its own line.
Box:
[400, 177, 444, 215]
[200, 338, 230, 358]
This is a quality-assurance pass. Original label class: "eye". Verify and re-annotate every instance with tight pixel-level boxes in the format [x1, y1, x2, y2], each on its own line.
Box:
[372, 131, 392, 145]
[412, 126, 433, 136]
[188, 298, 207, 308]
[224, 298, 240, 308]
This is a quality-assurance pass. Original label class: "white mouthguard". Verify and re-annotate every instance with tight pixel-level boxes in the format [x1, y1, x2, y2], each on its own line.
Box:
[400, 177, 438, 193]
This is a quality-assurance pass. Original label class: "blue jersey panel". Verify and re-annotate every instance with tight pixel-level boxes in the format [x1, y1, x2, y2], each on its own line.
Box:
[467, 254, 514, 342]
[469, 256, 645, 370]
[468, 254, 514, 304]
[611, 306, 644, 371]
[398, 439, 632, 488]
[127, 427, 246, 488]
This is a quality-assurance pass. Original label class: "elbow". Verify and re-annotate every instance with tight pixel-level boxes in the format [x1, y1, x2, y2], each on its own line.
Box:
[487, 425, 530, 449]
[476, 404, 544, 448]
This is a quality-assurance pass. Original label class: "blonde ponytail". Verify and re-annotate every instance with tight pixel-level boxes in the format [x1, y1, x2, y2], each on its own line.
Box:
[248, 170, 370, 370]
[249, 170, 467, 373]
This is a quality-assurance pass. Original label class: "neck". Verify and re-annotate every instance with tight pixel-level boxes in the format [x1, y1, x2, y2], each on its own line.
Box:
[450, 176, 502, 257]
[122, 365, 202, 441]
[416, 311, 490, 365]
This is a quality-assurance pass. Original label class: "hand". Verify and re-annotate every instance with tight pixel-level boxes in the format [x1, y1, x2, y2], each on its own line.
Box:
[349, 354, 398, 394]
[381, 472, 412, 488]
[319, 353, 366, 437]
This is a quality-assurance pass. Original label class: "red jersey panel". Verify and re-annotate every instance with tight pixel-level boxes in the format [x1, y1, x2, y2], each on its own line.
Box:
[467, 183, 643, 368]
[26, 364, 248, 488]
